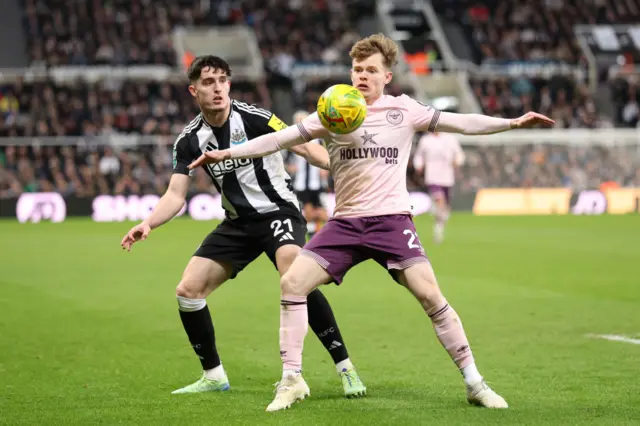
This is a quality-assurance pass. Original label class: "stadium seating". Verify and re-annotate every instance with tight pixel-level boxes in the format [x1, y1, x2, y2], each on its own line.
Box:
[2, 0, 636, 200]
[433, 0, 638, 65]
[0, 79, 266, 137]
[455, 143, 640, 194]
[14, 0, 381, 138]
[22, 0, 369, 67]
[0, 141, 227, 198]
[22, 0, 212, 66]
[469, 76, 607, 128]
[3, 0, 373, 197]
[433, 0, 640, 128]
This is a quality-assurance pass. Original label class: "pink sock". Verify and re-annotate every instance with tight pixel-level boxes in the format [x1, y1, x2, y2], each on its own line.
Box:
[279, 294, 308, 371]
[427, 301, 474, 369]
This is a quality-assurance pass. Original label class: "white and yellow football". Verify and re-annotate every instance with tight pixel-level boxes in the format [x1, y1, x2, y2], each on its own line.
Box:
[317, 84, 367, 134]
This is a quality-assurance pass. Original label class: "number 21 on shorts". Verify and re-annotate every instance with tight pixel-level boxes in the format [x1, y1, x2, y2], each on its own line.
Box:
[271, 218, 295, 241]
[404, 229, 425, 253]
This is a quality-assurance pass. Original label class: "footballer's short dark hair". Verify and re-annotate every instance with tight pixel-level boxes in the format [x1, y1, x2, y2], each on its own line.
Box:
[187, 55, 232, 82]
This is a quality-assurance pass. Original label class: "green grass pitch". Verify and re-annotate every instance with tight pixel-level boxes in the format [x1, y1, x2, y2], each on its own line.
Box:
[1, 214, 639, 425]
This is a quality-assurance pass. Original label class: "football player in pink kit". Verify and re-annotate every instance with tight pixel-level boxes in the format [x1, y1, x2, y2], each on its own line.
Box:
[189, 34, 553, 412]
[413, 131, 465, 243]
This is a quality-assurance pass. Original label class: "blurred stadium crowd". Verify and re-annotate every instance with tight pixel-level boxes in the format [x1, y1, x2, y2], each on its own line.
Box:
[1, 0, 639, 198]
[437, 0, 638, 64]
[449, 144, 640, 194]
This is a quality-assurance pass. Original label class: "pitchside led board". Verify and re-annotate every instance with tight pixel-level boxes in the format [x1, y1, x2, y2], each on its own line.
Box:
[473, 188, 640, 216]
[9, 192, 434, 223]
[6, 189, 640, 224]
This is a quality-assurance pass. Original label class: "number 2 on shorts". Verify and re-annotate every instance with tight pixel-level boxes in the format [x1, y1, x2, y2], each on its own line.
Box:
[403, 229, 422, 249]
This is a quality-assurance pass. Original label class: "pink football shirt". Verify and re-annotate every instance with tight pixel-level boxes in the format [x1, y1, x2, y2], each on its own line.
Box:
[413, 132, 464, 187]
[297, 94, 440, 218]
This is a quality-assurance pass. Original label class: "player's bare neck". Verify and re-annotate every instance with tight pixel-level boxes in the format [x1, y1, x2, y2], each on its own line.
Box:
[202, 105, 230, 128]
[365, 95, 381, 106]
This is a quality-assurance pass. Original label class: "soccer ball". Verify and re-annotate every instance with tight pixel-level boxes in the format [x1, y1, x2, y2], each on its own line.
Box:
[317, 84, 367, 134]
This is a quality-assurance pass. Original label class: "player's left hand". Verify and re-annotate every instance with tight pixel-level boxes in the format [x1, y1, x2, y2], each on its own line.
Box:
[511, 112, 555, 129]
[188, 150, 232, 170]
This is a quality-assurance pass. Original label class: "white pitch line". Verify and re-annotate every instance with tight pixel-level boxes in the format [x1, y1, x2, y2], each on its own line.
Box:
[586, 334, 640, 345]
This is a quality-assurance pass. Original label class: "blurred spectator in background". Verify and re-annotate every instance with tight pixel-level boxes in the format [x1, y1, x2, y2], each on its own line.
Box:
[611, 74, 640, 127]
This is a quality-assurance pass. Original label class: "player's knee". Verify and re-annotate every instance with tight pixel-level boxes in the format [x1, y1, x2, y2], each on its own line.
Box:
[420, 284, 445, 311]
[276, 246, 301, 276]
[280, 250, 298, 269]
[410, 266, 445, 310]
[280, 271, 306, 297]
[421, 282, 445, 308]
[175, 277, 208, 299]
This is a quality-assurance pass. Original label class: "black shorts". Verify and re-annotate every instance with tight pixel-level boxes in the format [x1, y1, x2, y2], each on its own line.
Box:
[296, 190, 324, 208]
[194, 211, 308, 279]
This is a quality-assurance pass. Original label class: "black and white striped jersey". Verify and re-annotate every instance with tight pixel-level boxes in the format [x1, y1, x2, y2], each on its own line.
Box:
[288, 139, 325, 192]
[172, 100, 299, 220]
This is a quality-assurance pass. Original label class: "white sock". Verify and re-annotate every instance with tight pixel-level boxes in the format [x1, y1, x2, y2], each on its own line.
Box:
[282, 368, 301, 379]
[461, 363, 482, 386]
[204, 365, 226, 381]
[335, 358, 354, 374]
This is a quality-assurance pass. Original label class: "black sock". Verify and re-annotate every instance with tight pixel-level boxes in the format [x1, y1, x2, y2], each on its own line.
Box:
[306, 289, 349, 365]
[178, 305, 221, 370]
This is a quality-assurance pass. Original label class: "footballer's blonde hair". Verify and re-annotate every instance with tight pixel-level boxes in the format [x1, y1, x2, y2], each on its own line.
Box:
[349, 33, 399, 69]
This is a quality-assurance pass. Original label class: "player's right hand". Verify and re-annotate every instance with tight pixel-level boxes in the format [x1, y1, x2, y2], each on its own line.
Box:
[121, 222, 151, 251]
[511, 112, 555, 129]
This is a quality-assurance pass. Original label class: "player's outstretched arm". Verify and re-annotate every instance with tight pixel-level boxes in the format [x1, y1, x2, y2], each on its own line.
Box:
[188, 125, 307, 169]
[435, 111, 554, 135]
[120, 174, 188, 251]
[288, 143, 330, 171]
